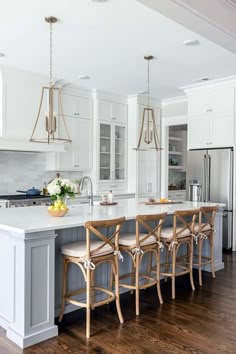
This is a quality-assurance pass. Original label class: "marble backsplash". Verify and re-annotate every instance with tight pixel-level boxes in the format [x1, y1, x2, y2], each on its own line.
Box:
[0, 151, 83, 195]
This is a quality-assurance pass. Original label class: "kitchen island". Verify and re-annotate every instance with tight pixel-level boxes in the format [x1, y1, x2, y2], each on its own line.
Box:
[0, 199, 224, 348]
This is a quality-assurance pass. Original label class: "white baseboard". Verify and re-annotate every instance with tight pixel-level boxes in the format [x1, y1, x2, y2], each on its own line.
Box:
[7, 325, 58, 349]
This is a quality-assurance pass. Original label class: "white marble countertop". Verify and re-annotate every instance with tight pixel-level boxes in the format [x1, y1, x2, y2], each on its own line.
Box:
[0, 199, 224, 235]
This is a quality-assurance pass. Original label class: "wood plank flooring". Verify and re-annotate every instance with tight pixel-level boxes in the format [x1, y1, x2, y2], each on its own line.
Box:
[1, 253, 236, 354]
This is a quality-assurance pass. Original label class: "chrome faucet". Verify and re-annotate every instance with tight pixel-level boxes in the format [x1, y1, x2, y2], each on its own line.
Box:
[79, 176, 94, 207]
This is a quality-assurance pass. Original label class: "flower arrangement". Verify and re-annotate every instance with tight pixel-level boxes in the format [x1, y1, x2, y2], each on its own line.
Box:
[47, 178, 77, 203]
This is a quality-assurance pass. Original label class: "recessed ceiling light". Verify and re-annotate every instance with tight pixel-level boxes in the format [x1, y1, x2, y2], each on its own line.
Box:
[91, 0, 109, 2]
[79, 75, 90, 80]
[0, 53, 5, 57]
[184, 39, 200, 46]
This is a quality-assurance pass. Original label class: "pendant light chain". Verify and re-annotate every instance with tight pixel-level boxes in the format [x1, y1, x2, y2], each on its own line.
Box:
[49, 20, 53, 86]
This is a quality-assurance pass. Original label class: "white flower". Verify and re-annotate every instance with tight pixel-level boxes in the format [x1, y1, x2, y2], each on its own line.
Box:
[47, 178, 77, 199]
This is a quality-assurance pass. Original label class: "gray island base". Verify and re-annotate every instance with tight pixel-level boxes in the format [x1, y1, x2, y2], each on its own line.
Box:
[0, 199, 224, 348]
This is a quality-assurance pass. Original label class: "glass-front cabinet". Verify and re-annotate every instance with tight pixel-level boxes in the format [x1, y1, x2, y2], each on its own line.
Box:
[99, 122, 126, 186]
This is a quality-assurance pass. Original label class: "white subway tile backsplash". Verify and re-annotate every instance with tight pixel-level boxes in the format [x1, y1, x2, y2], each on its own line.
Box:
[0, 151, 83, 194]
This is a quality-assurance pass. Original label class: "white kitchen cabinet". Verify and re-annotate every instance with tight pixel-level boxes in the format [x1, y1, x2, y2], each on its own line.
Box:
[46, 117, 92, 171]
[61, 92, 92, 119]
[98, 121, 127, 191]
[168, 190, 186, 201]
[187, 86, 235, 149]
[99, 100, 127, 123]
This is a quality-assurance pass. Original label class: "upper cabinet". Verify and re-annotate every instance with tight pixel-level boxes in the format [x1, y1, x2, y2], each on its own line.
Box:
[186, 85, 235, 150]
[99, 100, 127, 123]
[92, 92, 128, 192]
[46, 90, 93, 171]
[61, 92, 92, 119]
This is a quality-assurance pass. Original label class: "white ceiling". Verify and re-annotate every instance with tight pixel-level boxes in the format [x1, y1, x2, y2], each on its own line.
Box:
[139, 0, 236, 55]
[1, 0, 236, 99]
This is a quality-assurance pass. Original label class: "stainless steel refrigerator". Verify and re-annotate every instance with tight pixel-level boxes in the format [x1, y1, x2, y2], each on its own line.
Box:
[186, 148, 233, 251]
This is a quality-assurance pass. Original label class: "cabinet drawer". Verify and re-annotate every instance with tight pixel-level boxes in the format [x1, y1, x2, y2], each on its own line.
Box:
[169, 191, 186, 201]
[97, 182, 126, 193]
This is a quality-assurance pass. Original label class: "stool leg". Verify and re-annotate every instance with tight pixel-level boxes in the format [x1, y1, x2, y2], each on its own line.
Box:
[171, 247, 176, 299]
[109, 261, 113, 291]
[135, 254, 140, 315]
[164, 247, 169, 283]
[198, 237, 203, 286]
[189, 239, 195, 291]
[156, 250, 163, 304]
[131, 257, 135, 294]
[114, 256, 124, 324]
[86, 267, 91, 339]
[59, 257, 68, 322]
[210, 236, 215, 279]
[91, 270, 95, 310]
[146, 252, 152, 285]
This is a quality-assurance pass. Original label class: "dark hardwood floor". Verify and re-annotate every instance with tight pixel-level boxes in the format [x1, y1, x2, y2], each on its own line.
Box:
[1, 253, 236, 354]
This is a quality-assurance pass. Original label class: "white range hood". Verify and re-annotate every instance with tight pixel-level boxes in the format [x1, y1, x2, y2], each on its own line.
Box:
[0, 137, 65, 153]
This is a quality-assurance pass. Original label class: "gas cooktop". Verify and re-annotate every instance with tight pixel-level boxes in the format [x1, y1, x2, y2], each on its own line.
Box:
[0, 194, 51, 200]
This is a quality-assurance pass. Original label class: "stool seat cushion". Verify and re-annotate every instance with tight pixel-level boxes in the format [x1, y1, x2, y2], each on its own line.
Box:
[194, 223, 212, 233]
[119, 232, 157, 247]
[61, 240, 113, 258]
[161, 226, 192, 239]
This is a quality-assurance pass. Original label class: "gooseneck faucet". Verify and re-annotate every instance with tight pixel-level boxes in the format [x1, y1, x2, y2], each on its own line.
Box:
[79, 176, 94, 207]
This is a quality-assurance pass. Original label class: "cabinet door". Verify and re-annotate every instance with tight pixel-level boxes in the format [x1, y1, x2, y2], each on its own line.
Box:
[74, 118, 92, 170]
[210, 87, 234, 148]
[77, 97, 92, 119]
[210, 87, 234, 115]
[188, 92, 210, 116]
[188, 114, 210, 149]
[60, 93, 77, 117]
[99, 101, 112, 121]
[211, 113, 234, 148]
[112, 103, 127, 123]
[61, 93, 92, 119]
[57, 117, 75, 169]
[114, 125, 126, 180]
[99, 123, 112, 181]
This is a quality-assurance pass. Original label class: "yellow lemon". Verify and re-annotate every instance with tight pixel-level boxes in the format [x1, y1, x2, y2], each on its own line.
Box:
[54, 201, 62, 208]
[53, 207, 60, 211]
[60, 206, 67, 211]
[48, 205, 54, 211]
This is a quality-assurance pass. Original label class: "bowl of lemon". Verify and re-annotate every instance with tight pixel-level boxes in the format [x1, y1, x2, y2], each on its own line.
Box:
[47, 200, 69, 217]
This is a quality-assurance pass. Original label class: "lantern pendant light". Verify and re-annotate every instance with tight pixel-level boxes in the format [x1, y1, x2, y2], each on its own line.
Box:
[30, 16, 71, 144]
[134, 55, 162, 151]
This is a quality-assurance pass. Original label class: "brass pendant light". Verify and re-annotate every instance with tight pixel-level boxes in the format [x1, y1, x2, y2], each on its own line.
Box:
[30, 16, 71, 144]
[134, 55, 162, 151]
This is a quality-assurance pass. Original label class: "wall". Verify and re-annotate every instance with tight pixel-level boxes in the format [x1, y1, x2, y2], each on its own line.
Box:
[0, 151, 82, 195]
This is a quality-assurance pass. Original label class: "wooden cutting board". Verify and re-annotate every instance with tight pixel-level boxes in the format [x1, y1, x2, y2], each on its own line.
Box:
[143, 201, 183, 205]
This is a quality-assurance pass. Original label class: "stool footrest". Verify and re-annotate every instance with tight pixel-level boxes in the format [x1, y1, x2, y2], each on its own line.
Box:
[65, 286, 116, 309]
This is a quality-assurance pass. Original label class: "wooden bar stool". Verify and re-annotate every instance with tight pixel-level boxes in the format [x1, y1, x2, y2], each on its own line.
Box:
[118, 212, 167, 315]
[159, 209, 199, 299]
[58, 217, 125, 338]
[193, 205, 219, 286]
